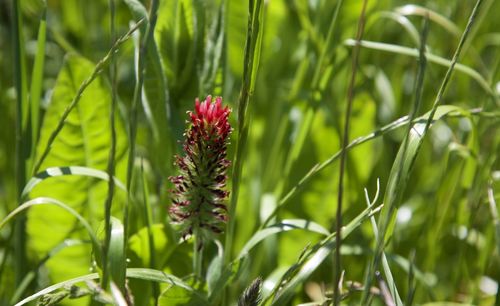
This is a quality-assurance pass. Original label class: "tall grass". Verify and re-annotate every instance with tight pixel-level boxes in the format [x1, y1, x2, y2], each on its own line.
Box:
[0, 0, 499, 305]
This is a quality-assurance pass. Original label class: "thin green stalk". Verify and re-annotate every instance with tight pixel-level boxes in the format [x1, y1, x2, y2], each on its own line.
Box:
[421, 0, 484, 137]
[102, 0, 119, 291]
[28, 2, 47, 173]
[334, 0, 368, 304]
[343, 39, 496, 100]
[126, 0, 159, 190]
[261, 107, 491, 228]
[363, 16, 429, 305]
[361, 0, 484, 303]
[270, 0, 344, 207]
[193, 232, 203, 281]
[224, 0, 265, 264]
[33, 20, 144, 174]
[125, 3, 159, 288]
[12, 0, 29, 287]
[364, 181, 403, 306]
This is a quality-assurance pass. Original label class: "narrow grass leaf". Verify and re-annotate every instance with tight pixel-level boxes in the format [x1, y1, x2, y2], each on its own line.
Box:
[22, 166, 127, 198]
[28, 5, 47, 169]
[238, 219, 330, 260]
[344, 39, 495, 97]
[108, 218, 125, 291]
[14, 268, 195, 306]
[225, 0, 266, 263]
[269, 105, 474, 223]
[110, 282, 128, 306]
[266, 204, 382, 305]
[395, 4, 461, 36]
[0, 197, 100, 253]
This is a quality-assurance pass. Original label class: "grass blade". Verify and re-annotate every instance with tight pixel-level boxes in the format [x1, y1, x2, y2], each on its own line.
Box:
[13, 268, 196, 306]
[265, 204, 383, 305]
[28, 4, 47, 171]
[12, 0, 30, 286]
[22, 166, 127, 198]
[343, 39, 496, 99]
[225, 0, 266, 263]
[0, 197, 100, 253]
[362, 1, 485, 302]
[32, 21, 143, 174]
[237, 219, 330, 261]
[334, 0, 369, 303]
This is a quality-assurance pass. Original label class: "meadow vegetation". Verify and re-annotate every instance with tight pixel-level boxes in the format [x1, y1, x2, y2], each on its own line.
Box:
[0, 0, 499, 305]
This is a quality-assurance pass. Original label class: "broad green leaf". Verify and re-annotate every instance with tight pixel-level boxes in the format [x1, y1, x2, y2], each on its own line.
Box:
[226, 0, 247, 77]
[207, 259, 241, 304]
[26, 54, 127, 292]
[199, 4, 225, 95]
[155, 0, 202, 102]
[128, 224, 175, 269]
[158, 286, 208, 306]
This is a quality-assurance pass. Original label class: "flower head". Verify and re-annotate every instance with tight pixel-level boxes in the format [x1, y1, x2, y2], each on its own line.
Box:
[169, 96, 232, 239]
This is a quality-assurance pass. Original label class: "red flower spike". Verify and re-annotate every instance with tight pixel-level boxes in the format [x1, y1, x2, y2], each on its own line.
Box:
[169, 96, 232, 239]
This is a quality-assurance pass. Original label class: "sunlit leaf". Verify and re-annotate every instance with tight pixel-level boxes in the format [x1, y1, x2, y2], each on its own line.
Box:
[26, 54, 127, 292]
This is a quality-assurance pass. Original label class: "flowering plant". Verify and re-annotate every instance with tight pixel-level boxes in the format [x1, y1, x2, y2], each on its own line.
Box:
[169, 96, 232, 242]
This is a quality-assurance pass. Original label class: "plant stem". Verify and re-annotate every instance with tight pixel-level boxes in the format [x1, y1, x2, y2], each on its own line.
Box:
[101, 0, 118, 291]
[12, 0, 29, 287]
[360, 0, 484, 304]
[334, 0, 369, 304]
[224, 0, 265, 264]
[193, 233, 203, 280]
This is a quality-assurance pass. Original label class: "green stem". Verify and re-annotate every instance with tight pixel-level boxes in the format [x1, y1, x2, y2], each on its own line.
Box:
[193, 233, 203, 280]
[101, 0, 118, 291]
[334, 0, 369, 303]
[360, 0, 484, 304]
[224, 0, 265, 264]
[12, 0, 29, 287]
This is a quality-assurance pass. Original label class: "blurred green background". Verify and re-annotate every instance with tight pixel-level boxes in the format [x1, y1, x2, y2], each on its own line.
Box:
[0, 0, 499, 305]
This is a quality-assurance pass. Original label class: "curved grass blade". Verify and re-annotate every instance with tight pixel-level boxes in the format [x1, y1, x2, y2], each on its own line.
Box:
[264, 105, 475, 226]
[32, 21, 143, 174]
[344, 39, 495, 98]
[14, 268, 196, 306]
[108, 218, 125, 291]
[365, 182, 403, 306]
[265, 204, 383, 305]
[395, 4, 461, 36]
[368, 11, 420, 46]
[0, 197, 100, 250]
[363, 1, 485, 302]
[110, 282, 127, 306]
[237, 219, 330, 261]
[22, 166, 127, 198]
[10, 239, 85, 304]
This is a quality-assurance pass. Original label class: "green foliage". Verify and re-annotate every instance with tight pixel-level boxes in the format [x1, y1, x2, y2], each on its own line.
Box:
[0, 0, 499, 305]
[26, 54, 128, 303]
